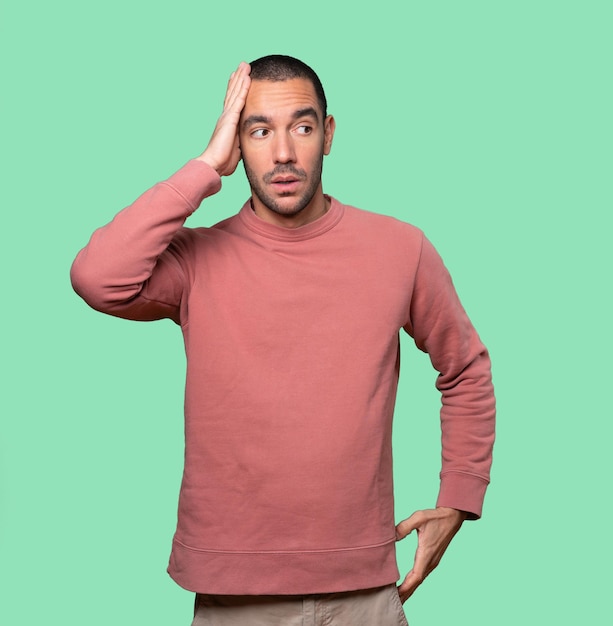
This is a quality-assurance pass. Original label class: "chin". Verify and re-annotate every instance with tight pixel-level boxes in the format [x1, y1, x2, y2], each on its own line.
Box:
[271, 200, 308, 216]
[256, 192, 313, 217]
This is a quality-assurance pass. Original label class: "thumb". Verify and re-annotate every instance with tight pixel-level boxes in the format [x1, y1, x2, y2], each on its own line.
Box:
[395, 510, 425, 541]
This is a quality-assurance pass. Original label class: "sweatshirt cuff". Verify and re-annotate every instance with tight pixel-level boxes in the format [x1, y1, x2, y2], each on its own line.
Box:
[164, 159, 223, 214]
[436, 471, 489, 519]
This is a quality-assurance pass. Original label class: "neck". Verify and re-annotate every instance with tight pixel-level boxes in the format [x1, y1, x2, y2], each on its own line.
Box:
[251, 190, 329, 229]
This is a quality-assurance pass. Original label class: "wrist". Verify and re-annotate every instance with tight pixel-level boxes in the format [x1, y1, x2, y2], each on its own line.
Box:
[437, 506, 469, 522]
[195, 151, 220, 173]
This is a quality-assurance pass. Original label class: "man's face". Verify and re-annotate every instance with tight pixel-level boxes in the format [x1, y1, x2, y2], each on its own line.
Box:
[239, 78, 335, 225]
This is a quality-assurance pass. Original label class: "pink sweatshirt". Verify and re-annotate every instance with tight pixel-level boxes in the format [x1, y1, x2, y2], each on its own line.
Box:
[71, 160, 495, 595]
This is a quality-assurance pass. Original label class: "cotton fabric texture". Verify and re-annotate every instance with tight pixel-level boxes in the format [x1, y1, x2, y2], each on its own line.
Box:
[71, 160, 495, 595]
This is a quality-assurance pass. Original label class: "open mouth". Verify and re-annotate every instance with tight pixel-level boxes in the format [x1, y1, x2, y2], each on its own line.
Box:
[271, 176, 299, 184]
[264, 167, 306, 194]
[270, 178, 301, 192]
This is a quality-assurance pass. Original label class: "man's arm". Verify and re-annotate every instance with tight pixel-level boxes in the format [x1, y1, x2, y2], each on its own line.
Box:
[396, 234, 496, 602]
[70, 63, 251, 320]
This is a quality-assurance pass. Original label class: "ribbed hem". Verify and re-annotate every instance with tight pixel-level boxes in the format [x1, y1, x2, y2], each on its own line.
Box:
[167, 537, 400, 595]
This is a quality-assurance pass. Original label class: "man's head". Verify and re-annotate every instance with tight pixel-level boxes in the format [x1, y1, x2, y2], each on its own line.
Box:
[239, 55, 335, 228]
[249, 55, 328, 119]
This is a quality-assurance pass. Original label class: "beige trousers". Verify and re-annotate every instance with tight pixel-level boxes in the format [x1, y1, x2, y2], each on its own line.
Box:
[191, 584, 408, 626]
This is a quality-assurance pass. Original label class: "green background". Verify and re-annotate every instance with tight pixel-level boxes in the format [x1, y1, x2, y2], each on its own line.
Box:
[1, 1, 611, 624]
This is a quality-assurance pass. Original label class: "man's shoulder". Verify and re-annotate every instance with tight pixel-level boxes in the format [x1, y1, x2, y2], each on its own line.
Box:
[176, 211, 242, 238]
[166, 213, 243, 257]
[337, 200, 425, 241]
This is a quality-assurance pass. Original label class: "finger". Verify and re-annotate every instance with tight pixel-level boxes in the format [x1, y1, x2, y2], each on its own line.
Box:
[229, 71, 251, 114]
[221, 79, 250, 125]
[397, 569, 423, 603]
[223, 63, 245, 107]
[397, 540, 431, 603]
[223, 62, 250, 111]
[226, 77, 250, 117]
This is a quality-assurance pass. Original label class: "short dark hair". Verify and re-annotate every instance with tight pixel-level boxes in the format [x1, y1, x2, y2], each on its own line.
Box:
[249, 54, 328, 118]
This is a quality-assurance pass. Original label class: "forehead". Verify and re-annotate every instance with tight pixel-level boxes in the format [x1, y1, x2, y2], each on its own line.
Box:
[241, 78, 321, 122]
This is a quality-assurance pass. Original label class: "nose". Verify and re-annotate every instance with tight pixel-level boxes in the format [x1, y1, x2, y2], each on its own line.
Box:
[272, 132, 296, 164]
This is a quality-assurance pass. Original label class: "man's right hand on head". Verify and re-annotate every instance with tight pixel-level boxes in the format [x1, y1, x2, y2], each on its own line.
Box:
[197, 62, 251, 177]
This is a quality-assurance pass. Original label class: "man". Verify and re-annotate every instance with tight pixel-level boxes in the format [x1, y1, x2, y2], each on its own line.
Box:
[71, 55, 495, 625]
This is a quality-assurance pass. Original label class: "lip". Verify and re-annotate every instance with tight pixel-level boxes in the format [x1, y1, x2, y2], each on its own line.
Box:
[270, 178, 301, 193]
[270, 176, 300, 183]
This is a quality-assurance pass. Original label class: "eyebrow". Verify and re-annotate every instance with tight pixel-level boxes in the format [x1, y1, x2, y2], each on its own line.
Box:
[242, 114, 271, 130]
[292, 107, 320, 123]
[242, 107, 320, 131]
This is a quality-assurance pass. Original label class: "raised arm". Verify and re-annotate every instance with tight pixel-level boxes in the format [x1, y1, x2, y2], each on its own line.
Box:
[70, 63, 251, 321]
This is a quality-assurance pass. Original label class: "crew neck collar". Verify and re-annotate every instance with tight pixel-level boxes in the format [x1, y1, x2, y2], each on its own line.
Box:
[238, 196, 344, 241]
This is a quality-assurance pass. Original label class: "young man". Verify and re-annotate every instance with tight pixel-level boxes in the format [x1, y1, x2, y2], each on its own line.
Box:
[71, 55, 495, 625]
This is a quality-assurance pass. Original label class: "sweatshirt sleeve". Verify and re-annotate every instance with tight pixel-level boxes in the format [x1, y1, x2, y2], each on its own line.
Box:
[404, 234, 496, 519]
[70, 160, 222, 323]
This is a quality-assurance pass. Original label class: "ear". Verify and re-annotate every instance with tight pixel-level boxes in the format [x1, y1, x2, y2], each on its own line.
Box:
[323, 115, 336, 155]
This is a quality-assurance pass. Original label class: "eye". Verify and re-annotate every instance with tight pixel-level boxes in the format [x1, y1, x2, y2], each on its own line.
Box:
[295, 125, 313, 135]
[251, 128, 270, 138]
